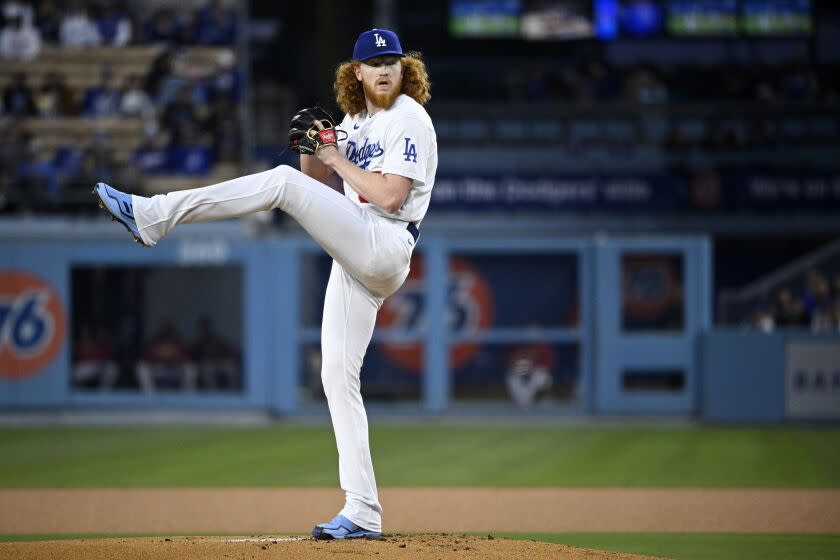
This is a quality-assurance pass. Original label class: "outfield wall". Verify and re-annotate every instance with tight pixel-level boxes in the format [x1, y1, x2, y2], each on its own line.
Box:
[2, 225, 835, 421]
[700, 331, 840, 422]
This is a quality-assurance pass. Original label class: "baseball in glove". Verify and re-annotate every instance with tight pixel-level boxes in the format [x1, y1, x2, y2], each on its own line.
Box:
[289, 106, 345, 155]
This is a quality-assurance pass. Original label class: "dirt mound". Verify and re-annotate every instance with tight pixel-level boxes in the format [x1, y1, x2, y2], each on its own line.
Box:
[0, 534, 666, 559]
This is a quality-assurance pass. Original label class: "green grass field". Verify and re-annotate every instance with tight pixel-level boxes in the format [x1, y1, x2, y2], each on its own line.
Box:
[1, 426, 838, 559]
[1, 425, 839, 487]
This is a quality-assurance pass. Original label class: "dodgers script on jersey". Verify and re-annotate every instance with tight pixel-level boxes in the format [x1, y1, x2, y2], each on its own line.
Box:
[338, 94, 437, 225]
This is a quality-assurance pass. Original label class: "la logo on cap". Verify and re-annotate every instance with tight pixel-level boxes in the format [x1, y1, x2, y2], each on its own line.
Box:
[353, 28, 402, 61]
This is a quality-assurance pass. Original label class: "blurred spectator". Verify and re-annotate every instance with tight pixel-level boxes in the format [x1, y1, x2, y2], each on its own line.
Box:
[135, 319, 198, 393]
[210, 48, 239, 102]
[68, 148, 105, 193]
[72, 323, 119, 390]
[59, 130, 118, 204]
[15, 133, 64, 208]
[141, 6, 181, 44]
[119, 73, 153, 117]
[802, 268, 833, 332]
[0, 13, 41, 61]
[143, 46, 175, 100]
[35, 72, 75, 117]
[192, 315, 239, 390]
[81, 64, 121, 117]
[34, 0, 60, 42]
[96, 0, 132, 46]
[161, 84, 198, 137]
[0, 118, 35, 211]
[773, 287, 808, 328]
[751, 269, 840, 333]
[132, 123, 170, 174]
[176, 8, 197, 44]
[60, 3, 102, 48]
[154, 49, 218, 107]
[3, 72, 36, 116]
[51, 143, 85, 192]
[187, 71, 213, 108]
[2, 0, 33, 26]
[752, 304, 775, 333]
[505, 340, 555, 408]
[83, 130, 118, 179]
[195, 0, 235, 45]
[169, 121, 213, 175]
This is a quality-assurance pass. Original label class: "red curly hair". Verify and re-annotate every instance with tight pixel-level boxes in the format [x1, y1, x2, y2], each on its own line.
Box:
[333, 51, 431, 117]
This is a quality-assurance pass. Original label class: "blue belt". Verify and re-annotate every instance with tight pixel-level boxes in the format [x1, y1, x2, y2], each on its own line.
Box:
[407, 222, 419, 243]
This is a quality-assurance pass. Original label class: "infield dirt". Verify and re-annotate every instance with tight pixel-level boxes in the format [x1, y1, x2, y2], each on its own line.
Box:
[2, 488, 838, 534]
[2, 487, 839, 559]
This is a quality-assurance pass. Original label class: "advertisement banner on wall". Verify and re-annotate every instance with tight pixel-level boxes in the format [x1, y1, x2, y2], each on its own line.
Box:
[0, 270, 67, 381]
[430, 169, 840, 213]
[785, 341, 840, 419]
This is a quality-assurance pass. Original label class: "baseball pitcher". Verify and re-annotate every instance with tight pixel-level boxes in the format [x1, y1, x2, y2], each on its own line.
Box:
[93, 28, 436, 540]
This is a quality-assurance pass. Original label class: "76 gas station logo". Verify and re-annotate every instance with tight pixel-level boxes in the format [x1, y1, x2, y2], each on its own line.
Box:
[376, 257, 494, 373]
[0, 272, 66, 379]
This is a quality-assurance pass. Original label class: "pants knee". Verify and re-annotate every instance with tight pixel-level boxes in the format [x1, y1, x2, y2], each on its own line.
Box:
[271, 164, 293, 183]
[270, 164, 307, 211]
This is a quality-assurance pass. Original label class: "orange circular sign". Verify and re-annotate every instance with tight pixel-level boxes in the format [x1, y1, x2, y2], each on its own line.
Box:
[0, 271, 67, 379]
[376, 256, 494, 373]
[621, 256, 678, 318]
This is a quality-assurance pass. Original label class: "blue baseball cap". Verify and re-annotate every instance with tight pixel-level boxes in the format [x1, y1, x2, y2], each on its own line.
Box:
[352, 28, 404, 62]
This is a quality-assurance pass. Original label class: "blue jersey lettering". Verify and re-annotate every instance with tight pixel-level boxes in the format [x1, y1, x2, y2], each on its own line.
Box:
[346, 138, 384, 169]
[403, 138, 417, 162]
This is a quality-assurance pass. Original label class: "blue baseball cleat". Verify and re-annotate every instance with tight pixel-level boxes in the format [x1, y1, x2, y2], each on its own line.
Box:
[92, 182, 148, 247]
[311, 515, 382, 540]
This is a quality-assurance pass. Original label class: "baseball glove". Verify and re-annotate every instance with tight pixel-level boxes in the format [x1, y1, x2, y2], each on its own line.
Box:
[289, 106, 343, 155]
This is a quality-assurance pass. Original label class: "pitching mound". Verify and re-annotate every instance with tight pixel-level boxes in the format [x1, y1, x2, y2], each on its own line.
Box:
[0, 534, 665, 559]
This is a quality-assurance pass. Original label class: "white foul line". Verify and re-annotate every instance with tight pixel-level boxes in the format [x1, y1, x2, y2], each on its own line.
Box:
[222, 537, 311, 543]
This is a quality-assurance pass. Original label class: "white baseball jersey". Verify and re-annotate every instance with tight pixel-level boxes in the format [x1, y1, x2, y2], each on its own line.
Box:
[338, 94, 437, 225]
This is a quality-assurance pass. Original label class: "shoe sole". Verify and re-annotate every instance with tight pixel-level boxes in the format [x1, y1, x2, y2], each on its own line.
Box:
[92, 186, 148, 247]
[311, 527, 382, 540]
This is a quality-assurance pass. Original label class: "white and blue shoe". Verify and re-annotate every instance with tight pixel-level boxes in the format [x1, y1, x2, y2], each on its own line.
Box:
[92, 182, 148, 247]
[311, 515, 382, 540]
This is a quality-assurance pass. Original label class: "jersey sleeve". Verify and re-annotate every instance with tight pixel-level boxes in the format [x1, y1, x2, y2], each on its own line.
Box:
[380, 117, 430, 185]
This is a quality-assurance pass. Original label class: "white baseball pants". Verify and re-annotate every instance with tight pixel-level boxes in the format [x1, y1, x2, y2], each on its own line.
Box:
[131, 164, 417, 532]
